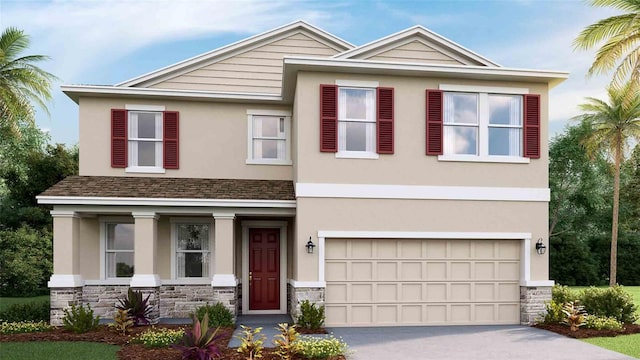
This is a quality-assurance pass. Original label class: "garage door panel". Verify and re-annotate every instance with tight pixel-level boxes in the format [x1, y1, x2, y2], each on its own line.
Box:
[325, 238, 521, 326]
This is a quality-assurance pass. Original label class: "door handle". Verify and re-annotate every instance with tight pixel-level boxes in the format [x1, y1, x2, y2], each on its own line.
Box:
[249, 272, 252, 286]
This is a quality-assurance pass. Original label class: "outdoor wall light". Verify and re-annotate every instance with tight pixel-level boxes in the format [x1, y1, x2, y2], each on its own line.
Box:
[536, 238, 547, 255]
[306, 237, 316, 254]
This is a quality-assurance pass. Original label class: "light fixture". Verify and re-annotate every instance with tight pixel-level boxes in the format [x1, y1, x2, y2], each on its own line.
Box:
[535, 238, 546, 255]
[306, 237, 316, 254]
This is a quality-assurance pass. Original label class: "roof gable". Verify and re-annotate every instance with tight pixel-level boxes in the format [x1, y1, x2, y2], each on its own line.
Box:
[334, 26, 500, 67]
[117, 21, 354, 88]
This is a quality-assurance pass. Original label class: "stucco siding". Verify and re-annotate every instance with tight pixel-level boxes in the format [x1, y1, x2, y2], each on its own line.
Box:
[78, 97, 293, 179]
[148, 33, 340, 93]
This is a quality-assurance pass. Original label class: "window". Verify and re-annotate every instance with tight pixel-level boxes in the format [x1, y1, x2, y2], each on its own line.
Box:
[105, 223, 134, 278]
[175, 223, 210, 278]
[247, 113, 291, 164]
[338, 87, 376, 156]
[443, 92, 523, 158]
[128, 111, 163, 169]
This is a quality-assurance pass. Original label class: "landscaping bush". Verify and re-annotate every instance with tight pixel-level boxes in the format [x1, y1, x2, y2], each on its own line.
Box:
[132, 327, 185, 348]
[296, 300, 325, 330]
[584, 315, 624, 331]
[298, 335, 349, 359]
[108, 309, 133, 335]
[562, 301, 586, 332]
[235, 325, 265, 360]
[174, 317, 222, 360]
[116, 288, 152, 326]
[0, 300, 50, 322]
[62, 304, 100, 333]
[192, 302, 234, 327]
[552, 284, 578, 304]
[0, 320, 51, 334]
[0, 227, 52, 297]
[273, 323, 301, 360]
[540, 300, 566, 324]
[578, 286, 638, 324]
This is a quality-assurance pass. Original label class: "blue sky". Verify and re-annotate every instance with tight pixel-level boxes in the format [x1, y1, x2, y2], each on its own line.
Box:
[2, 0, 617, 145]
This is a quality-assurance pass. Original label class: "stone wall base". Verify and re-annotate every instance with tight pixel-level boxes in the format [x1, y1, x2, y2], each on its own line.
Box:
[212, 286, 238, 323]
[50, 287, 83, 326]
[83, 285, 129, 320]
[159, 285, 215, 318]
[520, 286, 552, 325]
[289, 285, 325, 321]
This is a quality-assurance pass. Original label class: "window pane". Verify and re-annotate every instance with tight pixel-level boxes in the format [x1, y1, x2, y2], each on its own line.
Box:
[253, 139, 283, 159]
[137, 113, 157, 138]
[177, 252, 208, 278]
[342, 88, 374, 120]
[137, 141, 156, 166]
[489, 127, 522, 156]
[254, 116, 280, 138]
[107, 252, 134, 277]
[106, 224, 134, 250]
[444, 93, 478, 124]
[345, 122, 367, 151]
[444, 126, 478, 155]
[489, 95, 522, 125]
[177, 224, 209, 250]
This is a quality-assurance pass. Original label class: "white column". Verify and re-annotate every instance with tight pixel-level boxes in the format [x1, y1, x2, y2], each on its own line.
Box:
[211, 213, 237, 287]
[130, 211, 161, 287]
[48, 210, 84, 287]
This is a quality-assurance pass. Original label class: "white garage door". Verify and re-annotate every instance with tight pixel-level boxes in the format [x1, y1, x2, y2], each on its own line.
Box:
[325, 238, 521, 326]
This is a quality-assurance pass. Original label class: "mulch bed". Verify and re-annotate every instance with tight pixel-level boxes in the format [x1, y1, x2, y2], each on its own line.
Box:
[0, 325, 343, 360]
[534, 323, 640, 339]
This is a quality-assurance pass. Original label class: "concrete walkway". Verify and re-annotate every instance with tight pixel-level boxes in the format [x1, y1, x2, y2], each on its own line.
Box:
[328, 325, 636, 360]
[228, 314, 293, 348]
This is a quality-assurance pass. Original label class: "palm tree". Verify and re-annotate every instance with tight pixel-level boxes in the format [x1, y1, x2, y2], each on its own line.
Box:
[574, 82, 640, 286]
[0, 27, 56, 135]
[574, 0, 640, 89]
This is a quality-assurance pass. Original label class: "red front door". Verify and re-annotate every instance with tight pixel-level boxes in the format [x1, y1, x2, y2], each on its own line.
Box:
[249, 228, 280, 310]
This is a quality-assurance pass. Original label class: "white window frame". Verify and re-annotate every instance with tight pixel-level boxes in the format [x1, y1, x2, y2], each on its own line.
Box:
[336, 85, 379, 159]
[170, 218, 214, 283]
[246, 110, 292, 165]
[125, 104, 166, 173]
[99, 217, 134, 284]
[438, 84, 530, 164]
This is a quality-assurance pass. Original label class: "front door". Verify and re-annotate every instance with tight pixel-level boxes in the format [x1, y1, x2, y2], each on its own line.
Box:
[249, 228, 280, 310]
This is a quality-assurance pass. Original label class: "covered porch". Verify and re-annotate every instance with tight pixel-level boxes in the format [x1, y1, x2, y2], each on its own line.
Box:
[37, 176, 297, 325]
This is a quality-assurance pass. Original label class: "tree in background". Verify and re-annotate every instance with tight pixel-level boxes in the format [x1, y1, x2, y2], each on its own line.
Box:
[0, 27, 57, 135]
[573, 83, 640, 286]
[574, 0, 640, 93]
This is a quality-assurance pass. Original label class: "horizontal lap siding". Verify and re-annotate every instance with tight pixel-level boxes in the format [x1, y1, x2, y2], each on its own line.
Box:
[325, 238, 521, 327]
[364, 40, 466, 65]
[149, 33, 340, 93]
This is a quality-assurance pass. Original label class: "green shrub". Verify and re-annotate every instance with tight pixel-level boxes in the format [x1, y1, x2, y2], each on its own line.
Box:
[0, 320, 51, 334]
[296, 300, 325, 330]
[235, 325, 265, 360]
[62, 304, 100, 333]
[298, 335, 349, 359]
[0, 227, 52, 297]
[192, 303, 234, 327]
[552, 285, 578, 304]
[0, 300, 50, 322]
[584, 315, 624, 331]
[132, 327, 185, 348]
[578, 286, 638, 324]
[539, 299, 566, 324]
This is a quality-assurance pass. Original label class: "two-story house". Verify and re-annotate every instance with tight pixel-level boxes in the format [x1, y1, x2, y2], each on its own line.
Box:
[38, 21, 567, 327]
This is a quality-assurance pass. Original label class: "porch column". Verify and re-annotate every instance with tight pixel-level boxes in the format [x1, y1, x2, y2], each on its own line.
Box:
[130, 211, 161, 324]
[211, 213, 237, 318]
[48, 210, 84, 326]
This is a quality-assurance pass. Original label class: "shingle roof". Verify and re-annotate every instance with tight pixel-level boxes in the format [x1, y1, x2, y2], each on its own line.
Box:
[40, 176, 295, 201]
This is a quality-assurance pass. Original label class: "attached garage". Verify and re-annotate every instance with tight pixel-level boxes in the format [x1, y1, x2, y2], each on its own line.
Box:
[324, 238, 521, 326]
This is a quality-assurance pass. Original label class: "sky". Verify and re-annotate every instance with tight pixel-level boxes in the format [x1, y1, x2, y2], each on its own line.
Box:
[1, 0, 619, 145]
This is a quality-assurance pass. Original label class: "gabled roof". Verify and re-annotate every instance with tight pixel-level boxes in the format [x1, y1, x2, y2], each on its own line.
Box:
[117, 20, 354, 88]
[333, 25, 500, 67]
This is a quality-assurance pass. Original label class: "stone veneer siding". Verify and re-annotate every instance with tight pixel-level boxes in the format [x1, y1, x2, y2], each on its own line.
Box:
[82, 285, 129, 319]
[159, 285, 215, 318]
[520, 286, 552, 325]
[212, 286, 238, 322]
[50, 287, 83, 326]
[288, 285, 325, 320]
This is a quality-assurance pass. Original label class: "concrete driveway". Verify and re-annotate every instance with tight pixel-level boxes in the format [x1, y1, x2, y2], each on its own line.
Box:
[328, 325, 635, 360]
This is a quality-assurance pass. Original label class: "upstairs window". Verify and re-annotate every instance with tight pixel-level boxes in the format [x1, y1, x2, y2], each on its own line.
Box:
[247, 112, 291, 165]
[129, 111, 163, 169]
[337, 87, 377, 157]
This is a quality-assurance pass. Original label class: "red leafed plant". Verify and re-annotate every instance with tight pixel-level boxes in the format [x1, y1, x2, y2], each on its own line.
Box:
[173, 316, 223, 360]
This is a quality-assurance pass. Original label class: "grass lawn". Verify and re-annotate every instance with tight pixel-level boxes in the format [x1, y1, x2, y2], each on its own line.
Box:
[0, 295, 49, 312]
[0, 342, 119, 360]
[582, 334, 640, 359]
